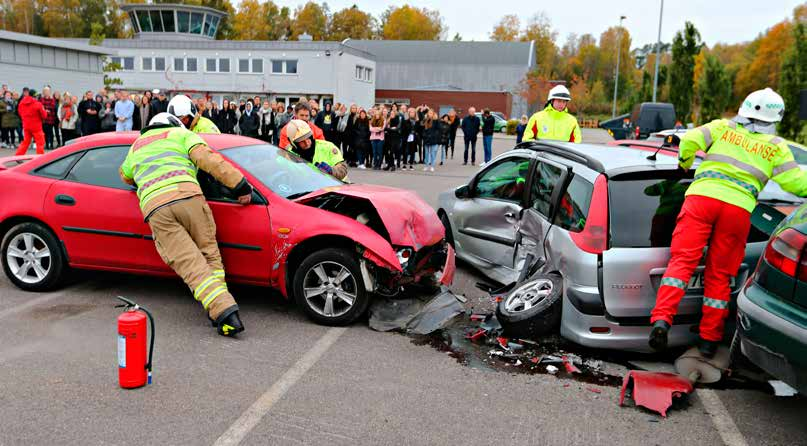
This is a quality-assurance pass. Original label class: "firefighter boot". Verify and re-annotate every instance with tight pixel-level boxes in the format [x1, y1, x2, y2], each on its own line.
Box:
[648, 320, 670, 351]
[697, 337, 718, 359]
[213, 305, 244, 337]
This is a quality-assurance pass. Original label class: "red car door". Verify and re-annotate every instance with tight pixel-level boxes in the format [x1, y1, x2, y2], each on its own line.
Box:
[192, 171, 274, 284]
[43, 146, 156, 269]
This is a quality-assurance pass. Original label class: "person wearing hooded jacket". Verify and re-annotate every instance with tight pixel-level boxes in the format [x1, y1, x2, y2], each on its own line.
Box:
[238, 100, 260, 138]
[523, 85, 582, 143]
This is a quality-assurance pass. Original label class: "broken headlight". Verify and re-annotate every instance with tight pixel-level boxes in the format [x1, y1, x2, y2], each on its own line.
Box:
[396, 248, 413, 268]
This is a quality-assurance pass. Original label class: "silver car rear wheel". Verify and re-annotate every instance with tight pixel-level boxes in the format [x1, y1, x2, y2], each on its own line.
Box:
[504, 279, 554, 313]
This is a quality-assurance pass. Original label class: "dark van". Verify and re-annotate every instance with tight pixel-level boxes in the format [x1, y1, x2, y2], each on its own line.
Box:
[631, 102, 676, 139]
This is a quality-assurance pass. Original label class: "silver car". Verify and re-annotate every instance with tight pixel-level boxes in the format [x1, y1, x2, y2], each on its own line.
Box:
[438, 141, 771, 352]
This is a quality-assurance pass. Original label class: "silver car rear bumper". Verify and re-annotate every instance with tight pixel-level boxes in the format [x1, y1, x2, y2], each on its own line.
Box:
[560, 293, 699, 353]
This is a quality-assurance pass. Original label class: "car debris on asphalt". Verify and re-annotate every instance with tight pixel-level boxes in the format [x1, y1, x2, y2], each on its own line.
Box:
[368, 288, 465, 335]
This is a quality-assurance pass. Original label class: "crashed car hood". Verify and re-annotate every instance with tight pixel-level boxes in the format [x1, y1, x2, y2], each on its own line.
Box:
[298, 184, 445, 248]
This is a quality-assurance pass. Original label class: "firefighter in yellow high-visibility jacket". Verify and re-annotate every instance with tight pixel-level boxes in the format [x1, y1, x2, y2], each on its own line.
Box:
[523, 85, 582, 143]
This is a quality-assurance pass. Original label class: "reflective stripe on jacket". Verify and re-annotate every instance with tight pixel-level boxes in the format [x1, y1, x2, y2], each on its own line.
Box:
[678, 118, 807, 212]
[522, 105, 582, 143]
[120, 127, 206, 211]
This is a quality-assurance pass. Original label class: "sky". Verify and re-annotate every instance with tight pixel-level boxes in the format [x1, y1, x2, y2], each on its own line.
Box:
[274, 0, 804, 47]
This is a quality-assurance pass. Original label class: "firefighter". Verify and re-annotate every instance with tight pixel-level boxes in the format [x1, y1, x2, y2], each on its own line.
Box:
[285, 119, 349, 181]
[167, 94, 221, 134]
[648, 88, 807, 357]
[119, 112, 253, 337]
[522, 85, 582, 143]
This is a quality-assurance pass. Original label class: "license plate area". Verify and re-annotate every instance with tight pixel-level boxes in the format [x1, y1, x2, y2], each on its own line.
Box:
[687, 272, 736, 291]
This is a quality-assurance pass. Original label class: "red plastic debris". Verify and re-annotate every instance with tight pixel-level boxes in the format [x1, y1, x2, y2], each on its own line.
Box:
[619, 371, 694, 417]
[465, 329, 487, 341]
[496, 337, 509, 349]
[530, 357, 541, 364]
[587, 387, 602, 394]
[562, 355, 581, 374]
[469, 314, 489, 322]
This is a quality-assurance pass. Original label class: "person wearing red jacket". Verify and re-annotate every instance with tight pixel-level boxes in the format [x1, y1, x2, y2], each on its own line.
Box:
[15, 88, 47, 156]
[278, 101, 324, 149]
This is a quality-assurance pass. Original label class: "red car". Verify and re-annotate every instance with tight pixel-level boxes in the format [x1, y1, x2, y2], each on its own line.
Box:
[0, 133, 455, 326]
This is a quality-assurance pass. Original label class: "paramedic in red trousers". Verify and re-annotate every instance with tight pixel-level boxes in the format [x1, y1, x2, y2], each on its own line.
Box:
[648, 88, 807, 358]
[15, 88, 47, 156]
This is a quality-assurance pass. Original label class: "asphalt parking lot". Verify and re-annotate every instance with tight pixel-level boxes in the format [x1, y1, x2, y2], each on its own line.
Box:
[1, 129, 805, 445]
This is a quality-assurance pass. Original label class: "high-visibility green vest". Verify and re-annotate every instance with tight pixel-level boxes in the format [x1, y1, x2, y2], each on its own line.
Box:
[310, 139, 344, 167]
[523, 105, 582, 143]
[192, 116, 220, 134]
[679, 119, 807, 212]
[120, 126, 206, 211]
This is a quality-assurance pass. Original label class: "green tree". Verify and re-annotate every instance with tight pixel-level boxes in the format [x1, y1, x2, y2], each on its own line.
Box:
[778, 21, 806, 142]
[697, 53, 731, 123]
[670, 21, 702, 121]
[452, 32, 462, 41]
[328, 5, 374, 41]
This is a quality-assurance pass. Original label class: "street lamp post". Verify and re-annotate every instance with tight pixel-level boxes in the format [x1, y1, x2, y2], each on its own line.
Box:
[611, 15, 626, 118]
[652, 0, 664, 102]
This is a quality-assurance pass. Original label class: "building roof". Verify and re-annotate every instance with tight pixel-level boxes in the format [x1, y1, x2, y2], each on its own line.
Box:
[64, 38, 375, 60]
[347, 40, 534, 67]
[121, 3, 228, 17]
[0, 30, 114, 56]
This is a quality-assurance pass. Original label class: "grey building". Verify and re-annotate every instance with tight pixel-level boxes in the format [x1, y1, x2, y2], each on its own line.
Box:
[348, 40, 535, 118]
[0, 30, 111, 95]
[64, 3, 377, 108]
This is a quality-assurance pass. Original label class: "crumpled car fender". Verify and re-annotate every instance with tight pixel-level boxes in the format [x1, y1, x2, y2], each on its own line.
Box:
[619, 371, 693, 417]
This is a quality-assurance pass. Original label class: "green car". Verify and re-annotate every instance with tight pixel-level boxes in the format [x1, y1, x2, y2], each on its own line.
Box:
[736, 202, 807, 394]
[475, 112, 508, 133]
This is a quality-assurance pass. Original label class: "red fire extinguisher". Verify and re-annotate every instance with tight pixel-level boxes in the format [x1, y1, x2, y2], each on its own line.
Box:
[116, 296, 155, 389]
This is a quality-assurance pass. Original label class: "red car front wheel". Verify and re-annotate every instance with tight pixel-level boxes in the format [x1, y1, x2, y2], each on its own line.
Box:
[293, 248, 369, 326]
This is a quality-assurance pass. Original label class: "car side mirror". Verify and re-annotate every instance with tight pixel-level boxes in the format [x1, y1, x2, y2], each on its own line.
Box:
[455, 184, 470, 199]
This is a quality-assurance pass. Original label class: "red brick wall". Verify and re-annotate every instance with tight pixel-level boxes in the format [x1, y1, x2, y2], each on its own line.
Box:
[375, 90, 513, 119]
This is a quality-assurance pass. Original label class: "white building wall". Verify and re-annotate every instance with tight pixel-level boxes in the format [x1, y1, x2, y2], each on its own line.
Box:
[109, 46, 375, 107]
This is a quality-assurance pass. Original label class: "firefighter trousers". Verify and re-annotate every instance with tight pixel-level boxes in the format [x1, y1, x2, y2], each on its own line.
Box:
[650, 195, 751, 342]
[147, 195, 236, 320]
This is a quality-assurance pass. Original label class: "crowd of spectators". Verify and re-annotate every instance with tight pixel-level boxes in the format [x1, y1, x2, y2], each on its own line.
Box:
[1, 84, 502, 172]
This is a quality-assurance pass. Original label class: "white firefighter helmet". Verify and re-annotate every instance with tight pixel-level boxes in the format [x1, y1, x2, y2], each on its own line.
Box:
[167, 94, 197, 119]
[149, 112, 185, 129]
[286, 119, 313, 144]
[738, 88, 785, 123]
[547, 85, 572, 102]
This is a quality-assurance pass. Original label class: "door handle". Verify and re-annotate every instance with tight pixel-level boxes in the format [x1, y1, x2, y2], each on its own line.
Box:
[55, 194, 75, 206]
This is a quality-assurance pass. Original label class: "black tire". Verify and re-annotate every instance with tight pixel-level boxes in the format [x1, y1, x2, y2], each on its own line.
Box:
[1, 222, 66, 292]
[496, 273, 562, 339]
[439, 212, 454, 248]
[293, 248, 369, 326]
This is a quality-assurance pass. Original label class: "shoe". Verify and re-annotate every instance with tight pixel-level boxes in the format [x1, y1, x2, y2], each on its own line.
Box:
[697, 338, 718, 359]
[358, 164, 366, 169]
[422, 166, 428, 171]
[409, 165, 414, 170]
[212, 305, 244, 337]
[648, 320, 670, 351]
[430, 167, 435, 172]
[391, 166, 396, 172]
[439, 162, 443, 166]
[463, 162, 468, 166]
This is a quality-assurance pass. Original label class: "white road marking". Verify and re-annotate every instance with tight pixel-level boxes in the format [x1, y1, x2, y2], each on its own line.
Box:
[213, 327, 348, 446]
[698, 389, 749, 446]
[0, 291, 68, 320]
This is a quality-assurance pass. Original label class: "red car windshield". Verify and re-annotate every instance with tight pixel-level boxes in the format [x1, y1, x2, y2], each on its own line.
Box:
[223, 144, 342, 199]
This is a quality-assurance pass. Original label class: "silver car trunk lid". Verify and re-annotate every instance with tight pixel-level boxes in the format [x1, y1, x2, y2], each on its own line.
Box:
[601, 171, 770, 318]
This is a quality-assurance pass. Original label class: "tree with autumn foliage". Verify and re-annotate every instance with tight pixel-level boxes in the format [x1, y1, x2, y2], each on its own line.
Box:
[290, 1, 329, 41]
[733, 21, 794, 100]
[380, 5, 444, 40]
[328, 5, 374, 41]
[231, 0, 289, 40]
[778, 20, 806, 143]
[490, 14, 519, 42]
